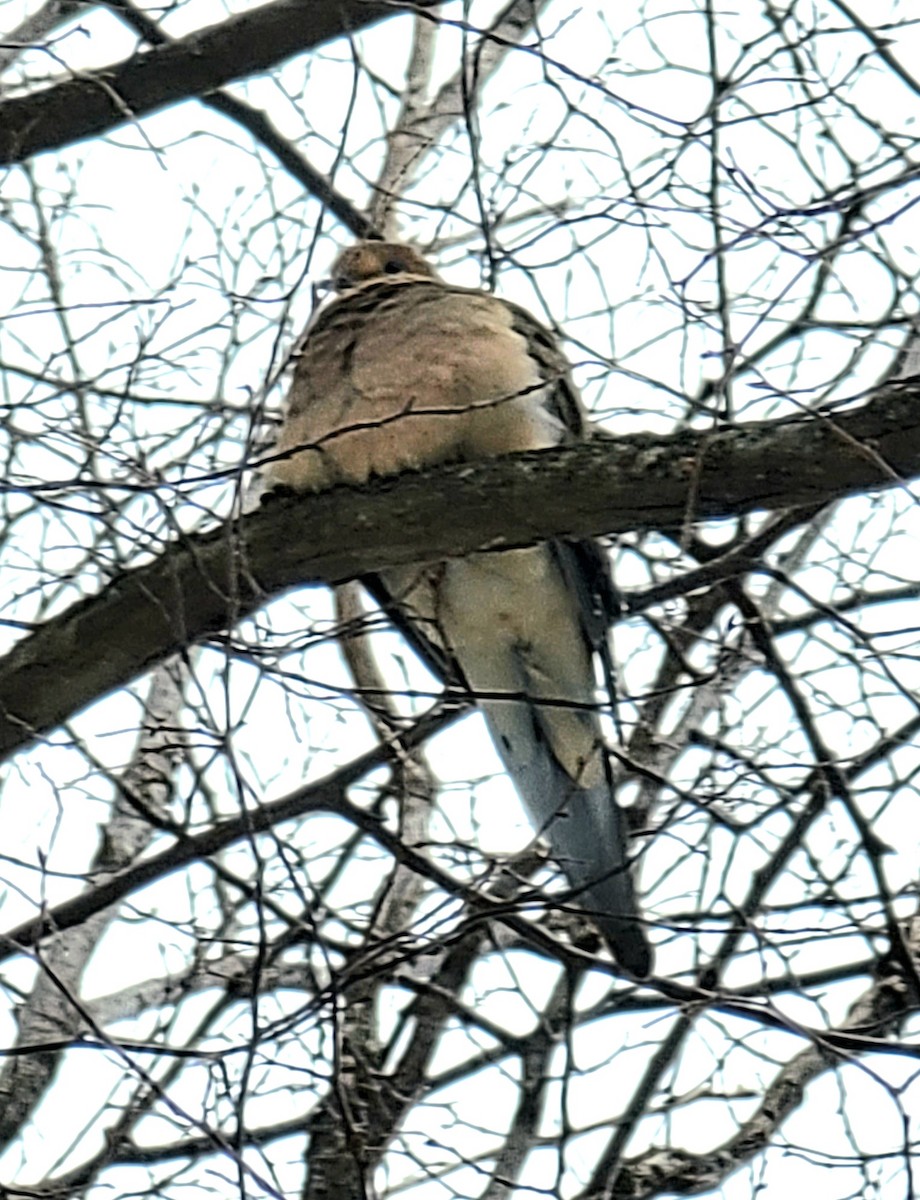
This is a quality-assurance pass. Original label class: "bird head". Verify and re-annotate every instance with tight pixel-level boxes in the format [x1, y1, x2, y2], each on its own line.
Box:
[330, 241, 439, 292]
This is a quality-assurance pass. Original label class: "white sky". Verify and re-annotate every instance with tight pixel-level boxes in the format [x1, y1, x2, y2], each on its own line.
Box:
[1, 0, 920, 1196]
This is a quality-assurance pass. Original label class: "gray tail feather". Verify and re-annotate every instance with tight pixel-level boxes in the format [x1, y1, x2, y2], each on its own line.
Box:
[580, 874, 651, 978]
[543, 792, 652, 976]
[484, 703, 652, 976]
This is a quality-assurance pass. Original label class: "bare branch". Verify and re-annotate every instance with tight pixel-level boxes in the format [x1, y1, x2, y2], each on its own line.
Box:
[0, 0, 438, 164]
[3, 384, 920, 759]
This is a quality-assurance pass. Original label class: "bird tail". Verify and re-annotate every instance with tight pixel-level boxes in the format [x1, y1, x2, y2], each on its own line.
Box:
[539, 779, 651, 977]
[483, 698, 652, 976]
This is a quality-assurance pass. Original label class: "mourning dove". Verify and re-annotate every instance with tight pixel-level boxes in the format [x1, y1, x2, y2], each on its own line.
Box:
[267, 240, 651, 976]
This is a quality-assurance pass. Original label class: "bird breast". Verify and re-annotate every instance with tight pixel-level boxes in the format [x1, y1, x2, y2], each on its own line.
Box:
[268, 281, 565, 491]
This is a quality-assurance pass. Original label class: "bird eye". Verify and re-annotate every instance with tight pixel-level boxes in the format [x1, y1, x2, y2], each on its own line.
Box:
[383, 259, 404, 274]
[334, 275, 351, 291]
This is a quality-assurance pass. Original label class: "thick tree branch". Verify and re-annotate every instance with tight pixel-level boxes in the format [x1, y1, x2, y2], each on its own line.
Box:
[0, 0, 434, 164]
[2, 384, 919, 760]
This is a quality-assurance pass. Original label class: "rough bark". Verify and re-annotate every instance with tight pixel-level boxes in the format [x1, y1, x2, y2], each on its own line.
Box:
[1, 385, 918, 760]
[0, 0, 438, 163]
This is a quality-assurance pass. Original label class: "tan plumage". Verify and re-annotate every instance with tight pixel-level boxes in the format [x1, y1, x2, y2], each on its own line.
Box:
[267, 241, 651, 975]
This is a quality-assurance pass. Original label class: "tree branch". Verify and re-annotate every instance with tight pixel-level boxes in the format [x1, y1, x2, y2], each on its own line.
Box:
[0, 0, 436, 164]
[2, 383, 919, 760]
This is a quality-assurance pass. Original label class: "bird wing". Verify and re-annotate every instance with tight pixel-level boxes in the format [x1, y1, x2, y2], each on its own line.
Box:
[267, 242, 651, 975]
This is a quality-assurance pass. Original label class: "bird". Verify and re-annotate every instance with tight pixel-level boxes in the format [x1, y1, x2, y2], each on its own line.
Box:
[266, 239, 652, 976]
